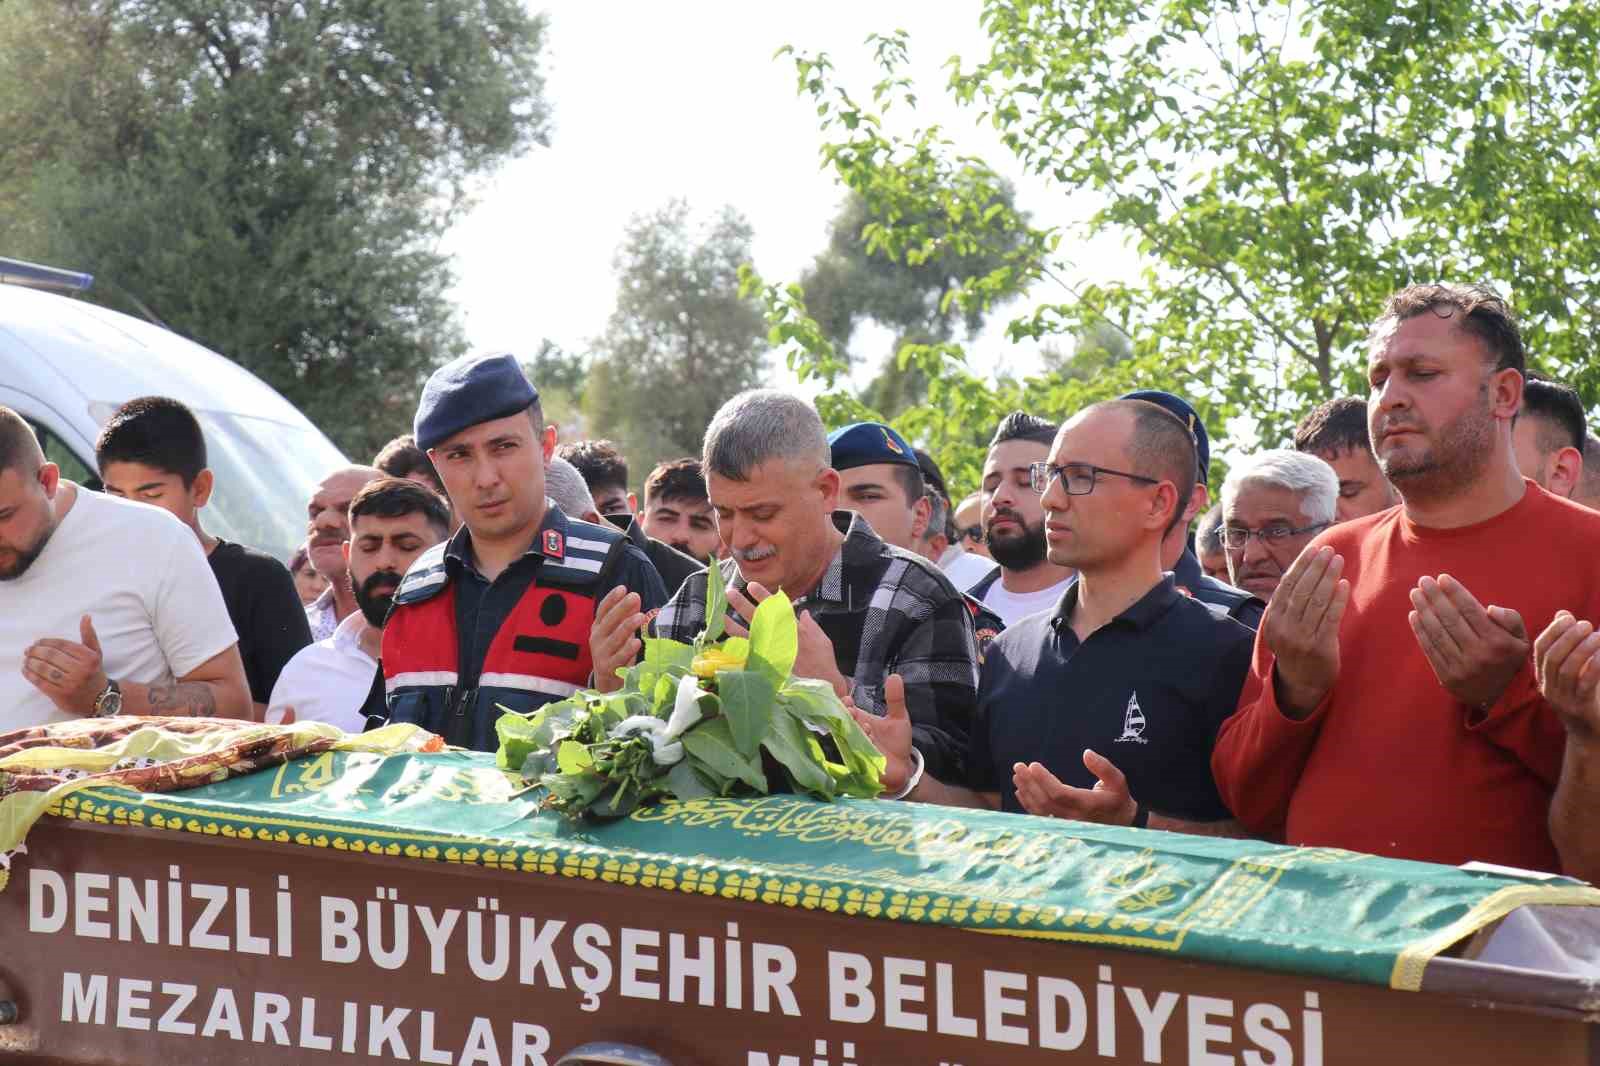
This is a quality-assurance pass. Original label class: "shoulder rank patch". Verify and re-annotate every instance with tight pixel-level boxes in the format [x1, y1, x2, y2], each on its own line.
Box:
[543, 529, 565, 559]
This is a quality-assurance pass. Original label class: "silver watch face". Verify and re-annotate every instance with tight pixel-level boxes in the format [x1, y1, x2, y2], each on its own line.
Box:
[96, 689, 123, 718]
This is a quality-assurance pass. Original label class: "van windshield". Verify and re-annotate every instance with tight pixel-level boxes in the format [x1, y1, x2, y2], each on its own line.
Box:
[193, 410, 347, 562]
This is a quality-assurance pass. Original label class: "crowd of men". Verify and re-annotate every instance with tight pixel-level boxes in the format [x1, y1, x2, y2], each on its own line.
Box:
[1, 280, 1597, 883]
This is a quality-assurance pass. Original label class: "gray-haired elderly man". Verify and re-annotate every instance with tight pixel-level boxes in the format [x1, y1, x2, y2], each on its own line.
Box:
[630, 389, 982, 781]
[1220, 449, 1339, 602]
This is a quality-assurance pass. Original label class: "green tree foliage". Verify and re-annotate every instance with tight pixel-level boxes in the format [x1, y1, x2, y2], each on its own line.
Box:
[523, 340, 587, 437]
[585, 201, 770, 478]
[0, 0, 549, 457]
[801, 184, 1029, 417]
[754, 2, 1600, 487]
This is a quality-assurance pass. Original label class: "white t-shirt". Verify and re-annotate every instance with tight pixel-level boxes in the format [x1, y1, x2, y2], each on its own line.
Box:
[980, 574, 1076, 627]
[940, 549, 999, 594]
[0, 486, 239, 731]
[267, 612, 376, 733]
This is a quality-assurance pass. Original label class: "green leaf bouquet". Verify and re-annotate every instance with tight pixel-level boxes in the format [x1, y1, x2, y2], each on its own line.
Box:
[496, 564, 885, 818]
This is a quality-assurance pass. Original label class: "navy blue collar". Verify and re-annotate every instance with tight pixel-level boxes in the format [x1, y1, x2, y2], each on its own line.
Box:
[1050, 574, 1181, 634]
[444, 500, 572, 573]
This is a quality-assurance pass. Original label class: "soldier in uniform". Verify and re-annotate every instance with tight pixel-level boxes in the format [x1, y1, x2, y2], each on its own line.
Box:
[378, 354, 667, 750]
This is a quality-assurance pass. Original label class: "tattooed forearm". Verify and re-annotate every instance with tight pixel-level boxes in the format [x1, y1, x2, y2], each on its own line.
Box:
[142, 681, 219, 718]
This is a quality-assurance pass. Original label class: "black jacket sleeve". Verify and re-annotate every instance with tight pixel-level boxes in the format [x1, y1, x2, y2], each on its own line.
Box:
[239, 554, 314, 703]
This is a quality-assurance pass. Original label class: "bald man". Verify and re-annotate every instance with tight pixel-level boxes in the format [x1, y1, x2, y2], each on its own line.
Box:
[304, 465, 384, 641]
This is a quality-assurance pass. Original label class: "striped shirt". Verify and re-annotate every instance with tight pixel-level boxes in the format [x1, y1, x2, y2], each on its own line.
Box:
[651, 511, 981, 780]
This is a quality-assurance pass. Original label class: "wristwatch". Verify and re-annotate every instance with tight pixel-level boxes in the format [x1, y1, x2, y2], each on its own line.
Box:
[92, 679, 123, 718]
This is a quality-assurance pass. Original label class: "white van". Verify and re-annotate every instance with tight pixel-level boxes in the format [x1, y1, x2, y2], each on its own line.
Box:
[0, 261, 348, 561]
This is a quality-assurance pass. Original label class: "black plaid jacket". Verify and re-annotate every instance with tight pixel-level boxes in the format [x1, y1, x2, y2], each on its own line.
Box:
[650, 512, 981, 780]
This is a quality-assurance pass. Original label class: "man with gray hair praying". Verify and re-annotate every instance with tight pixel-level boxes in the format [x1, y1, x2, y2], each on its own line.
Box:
[636, 389, 982, 781]
[1220, 450, 1339, 603]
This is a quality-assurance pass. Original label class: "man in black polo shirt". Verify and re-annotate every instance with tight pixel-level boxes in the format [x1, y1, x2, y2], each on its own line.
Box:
[856, 399, 1254, 833]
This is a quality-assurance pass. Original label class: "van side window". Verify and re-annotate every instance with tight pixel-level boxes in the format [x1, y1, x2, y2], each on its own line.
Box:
[24, 419, 101, 490]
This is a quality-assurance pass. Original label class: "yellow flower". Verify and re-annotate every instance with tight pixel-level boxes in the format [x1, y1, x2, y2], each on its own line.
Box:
[691, 646, 747, 677]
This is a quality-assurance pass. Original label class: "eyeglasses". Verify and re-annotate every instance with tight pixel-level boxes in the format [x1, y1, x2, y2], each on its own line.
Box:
[1029, 461, 1160, 496]
[959, 525, 983, 544]
[1218, 523, 1330, 551]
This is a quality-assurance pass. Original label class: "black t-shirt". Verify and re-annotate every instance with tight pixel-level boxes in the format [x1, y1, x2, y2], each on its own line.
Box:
[969, 575, 1254, 821]
[208, 540, 314, 704]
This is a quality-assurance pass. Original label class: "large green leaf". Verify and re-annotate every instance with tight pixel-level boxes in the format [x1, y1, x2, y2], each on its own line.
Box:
[665, 759, 718, 800]
[702, 560, 728, 644]
[762, 704, 835, 797]
[556, 739, 594, 774]
[681, 717, 767, 791]
[746, 588, 799, 684]
[645, 636, 696, 671]
[495, 697, 582, 771]
[781, 681, 885, 794]
[716, 669, 777, 759]
[540, 768, 606, 809]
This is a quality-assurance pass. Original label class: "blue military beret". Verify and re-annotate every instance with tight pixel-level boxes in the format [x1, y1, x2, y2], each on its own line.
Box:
[1122, 389, 1210, 481]
[828, 421, 919, 471]
[414, 353, 539, 451]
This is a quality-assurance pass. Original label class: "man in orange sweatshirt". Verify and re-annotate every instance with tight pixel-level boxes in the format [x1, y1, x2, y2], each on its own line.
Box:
[1212, 283, 1600, 879]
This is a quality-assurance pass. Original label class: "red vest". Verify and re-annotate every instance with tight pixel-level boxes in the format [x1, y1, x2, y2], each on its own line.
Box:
[380, 519, 626, 750]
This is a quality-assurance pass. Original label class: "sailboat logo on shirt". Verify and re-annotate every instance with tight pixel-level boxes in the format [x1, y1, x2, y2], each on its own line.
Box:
[1115, 691, 1148, 744]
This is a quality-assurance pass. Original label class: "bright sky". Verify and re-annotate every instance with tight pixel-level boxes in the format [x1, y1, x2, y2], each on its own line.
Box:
[443, 2, 1141, 387]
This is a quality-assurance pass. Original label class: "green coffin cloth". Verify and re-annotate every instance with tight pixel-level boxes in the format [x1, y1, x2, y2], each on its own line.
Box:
[48, 749, 1600, 991]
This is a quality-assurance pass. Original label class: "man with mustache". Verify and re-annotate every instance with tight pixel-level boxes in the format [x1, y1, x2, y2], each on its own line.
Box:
[1214, 283, 1600, 879]
[267, 478, 450, 730]
[1219, 450, 1339, 603]
[645, 390, 982, 780]
[967, 412, 1076, 624]
[303, 464, 384, 642]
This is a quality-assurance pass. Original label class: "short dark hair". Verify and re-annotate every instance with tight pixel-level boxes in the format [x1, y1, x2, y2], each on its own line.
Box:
[913, 448, 948, 498]
[1520, 375, 1587, 454]
[1373, 282, 1525, 374]
[1195, 502, 1224, 553]
[643, 458, 708, 507]
[1101, 398, 1197, 535]
[348, 477, 451, 538]
[0, 406, 43, 475]
[373, 434, 442, 491]
[890, 463, 927, 507]
[95, 396, 206, 485]
[558, 439, 629, 496]
[990, 411, 1058, 449]
[1293, 397, 1372, 458]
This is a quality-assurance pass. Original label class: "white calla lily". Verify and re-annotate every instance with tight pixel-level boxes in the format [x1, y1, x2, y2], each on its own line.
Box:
[664, 674, 708, 741]
[611, 678, 707, 768]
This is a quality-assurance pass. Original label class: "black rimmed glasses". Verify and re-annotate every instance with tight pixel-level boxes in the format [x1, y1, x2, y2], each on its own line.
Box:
[1029, 461, 1160, 496]
[1218, 523, 1330, 551]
